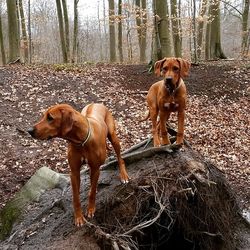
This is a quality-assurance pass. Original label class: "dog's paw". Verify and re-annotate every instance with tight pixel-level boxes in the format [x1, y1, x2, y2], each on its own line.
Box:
[121, 178, 129, 184]
[87, 207, 96, 218]
[75, 214, 85, 227]
[120, 172, 129, 184]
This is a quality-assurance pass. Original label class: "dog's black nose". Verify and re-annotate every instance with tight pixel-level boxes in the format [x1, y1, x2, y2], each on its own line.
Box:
[27, 127, 35, 137]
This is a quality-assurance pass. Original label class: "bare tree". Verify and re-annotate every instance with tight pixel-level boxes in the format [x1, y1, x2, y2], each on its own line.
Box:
[108, 0, 116, 62]
[241, 0, 249, 57]
[124, 5, 133, 61]
[0, 8, 6, 65]
[61, 0, 70, 60]
[197, 0, 208, 60]
[97, 0, 104, 61]
[153, 0, 172, 59]
[72, 0, 79, 63]
[118, 0, 123, 62]
[192, 0, 197, 62]
[56, 0, 68, 62]
[135, 0, 147, 62]
[206, 0, 226, 59]
[18, 0, 28, 63]
[28, 0, 32, 63]
[7, 0, 20, 62]
[171, 0, 182, 57]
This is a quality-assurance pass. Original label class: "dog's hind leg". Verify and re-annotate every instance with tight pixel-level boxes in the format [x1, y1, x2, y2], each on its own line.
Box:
[106, 112, 129, 183]
[87, 166, 100, 218]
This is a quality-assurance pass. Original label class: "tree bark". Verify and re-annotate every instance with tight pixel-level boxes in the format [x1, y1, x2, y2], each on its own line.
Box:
[118, 0, 123, 62]
[6, 0, 20, 63]
[55, 0, 68, 63]
[197, 0, 208, 60]
[61, 0, 70, 61]
[97, 0, 104, 61]
[125, 9, 133, 61]
[0, 138, 245, 250]
[171, 0, 182, 57]
[192, 0, 197, 62]
[72, 0, 79, 63]
[18, 0, 28, 63]
[155, 0, 172, 59]
[136, 0, 147, 62]
[206, 0, 226, 59]
[241, 0, 249, 57]
[0, 12, 6, 65]
[108, 0, 116, 62]
[28, 0, 32, 64]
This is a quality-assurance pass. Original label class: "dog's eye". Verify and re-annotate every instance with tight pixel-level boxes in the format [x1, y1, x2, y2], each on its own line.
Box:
[162, 67, 168, 72]
[47, 113, 54, 122]
[173, 66, 179, 72]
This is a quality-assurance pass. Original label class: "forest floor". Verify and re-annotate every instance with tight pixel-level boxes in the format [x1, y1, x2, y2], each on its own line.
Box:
[0, 60, 249, 212]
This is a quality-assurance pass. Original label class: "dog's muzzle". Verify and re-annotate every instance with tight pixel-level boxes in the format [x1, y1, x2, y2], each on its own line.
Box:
[164, 76, 175, 95]
[27, 127, 36, 137]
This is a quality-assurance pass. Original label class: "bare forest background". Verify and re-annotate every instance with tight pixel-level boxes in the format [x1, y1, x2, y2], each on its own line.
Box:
[0, 0, 249, 65]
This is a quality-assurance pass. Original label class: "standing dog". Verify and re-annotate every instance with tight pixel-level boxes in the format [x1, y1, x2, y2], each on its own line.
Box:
[28, 103, 129, 226]
[143, 57, 190, 147]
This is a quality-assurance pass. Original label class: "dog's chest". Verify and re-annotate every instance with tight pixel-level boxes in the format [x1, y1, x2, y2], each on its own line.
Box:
[159, 96, 179, 112]
[163, 102, 179, 112]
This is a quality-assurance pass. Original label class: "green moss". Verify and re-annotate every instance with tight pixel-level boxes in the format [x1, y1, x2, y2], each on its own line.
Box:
[0, 202, 21, 240]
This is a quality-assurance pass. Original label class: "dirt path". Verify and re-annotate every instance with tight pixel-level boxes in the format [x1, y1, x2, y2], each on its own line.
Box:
[0, 61, 249, 211]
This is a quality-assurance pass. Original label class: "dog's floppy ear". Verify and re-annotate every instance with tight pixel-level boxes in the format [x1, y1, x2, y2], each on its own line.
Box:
[154, 58, 167, 77]
[60, 108, 75, 136]
[177, 58, 191, 78]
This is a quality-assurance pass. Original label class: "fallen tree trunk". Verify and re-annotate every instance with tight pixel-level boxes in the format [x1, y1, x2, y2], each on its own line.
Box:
[0, 137, 249, 250]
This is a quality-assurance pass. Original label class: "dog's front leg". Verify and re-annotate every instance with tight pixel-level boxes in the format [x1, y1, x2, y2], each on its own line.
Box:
[159, 110, 171, 145]
[149, 109, 161, 147]
[70, 168, 85, 226]
[176, 110, 185, 145]
[68, 150, 85, 226]
[87, 166, 100, 218]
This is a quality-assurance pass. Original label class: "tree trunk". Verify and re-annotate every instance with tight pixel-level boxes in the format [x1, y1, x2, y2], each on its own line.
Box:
[125, 9, 133, 61]
[155, 0, 172, 59]
[28, 0, 32, 64]
[118, 0, 123, 62]
[192, 0, 197, 62]
[171, 0, 182, 57]
[61, 0, 70, 61]
[55, 0, 68, 63]
[0, 138, 246, 249]
[136, 0, 147, 62]
[97, 0, 104, 61]
[72, 0, 79, 63]
[18, 0, 28, 63]
[197, 0, 208, 60]
[206, 0, 226, 59]
[241, 0, 249, 57]
[103, 0, 108, 60]
[6, 0, 20, 63]
[108, 0, 116, 62]
[0, 12, 6, 65]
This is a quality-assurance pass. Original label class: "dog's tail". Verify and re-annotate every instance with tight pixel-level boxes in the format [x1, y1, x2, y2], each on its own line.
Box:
[140, 110, 150, 122]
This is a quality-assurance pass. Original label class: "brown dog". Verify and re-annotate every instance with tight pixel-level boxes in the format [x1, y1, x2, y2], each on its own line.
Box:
[143, 57, 190, 147]
[28, 103, 129, 226]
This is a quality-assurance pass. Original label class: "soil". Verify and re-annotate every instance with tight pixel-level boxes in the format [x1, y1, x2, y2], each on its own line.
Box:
[0, 60, 249, 212]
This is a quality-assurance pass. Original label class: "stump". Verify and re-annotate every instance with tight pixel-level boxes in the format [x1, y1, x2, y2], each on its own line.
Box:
[0, 137, 249, 250]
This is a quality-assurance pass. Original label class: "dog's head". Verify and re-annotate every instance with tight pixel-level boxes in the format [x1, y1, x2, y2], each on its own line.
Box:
[154, 57, 190, 93]
[27, 104, 75, 140]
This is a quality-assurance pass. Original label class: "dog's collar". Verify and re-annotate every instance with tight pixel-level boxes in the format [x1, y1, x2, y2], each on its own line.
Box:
[80, 118, 91, 147]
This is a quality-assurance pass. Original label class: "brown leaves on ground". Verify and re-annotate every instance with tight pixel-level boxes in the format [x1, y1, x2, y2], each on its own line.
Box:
[0, 61, 249, 210]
